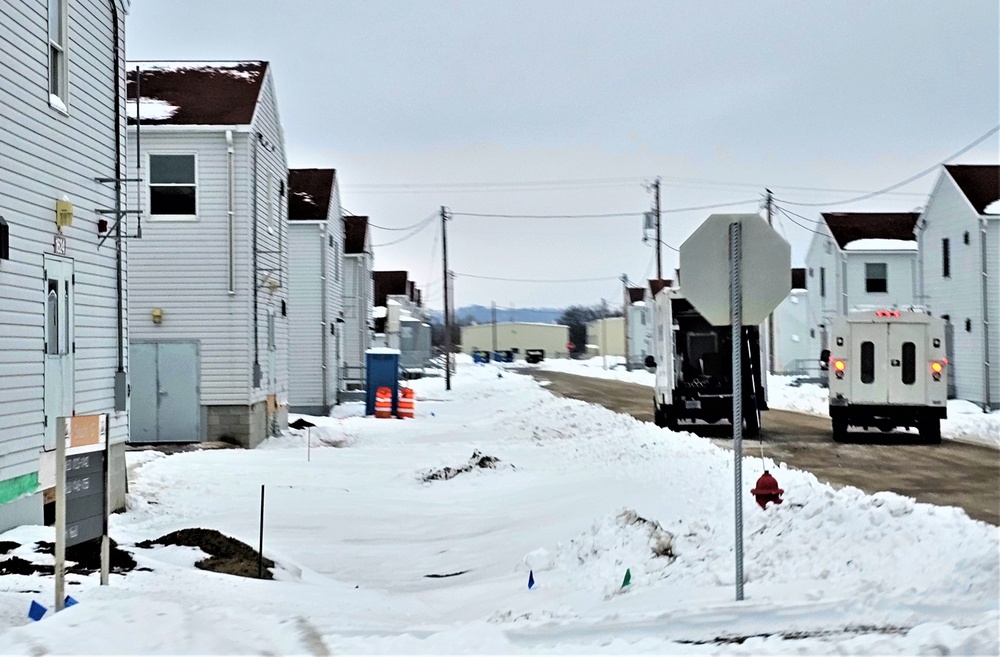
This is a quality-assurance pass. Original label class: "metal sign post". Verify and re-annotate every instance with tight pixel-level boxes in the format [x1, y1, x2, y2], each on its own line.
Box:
[730, 221, 745, 602]
[54, 417, 66, 612]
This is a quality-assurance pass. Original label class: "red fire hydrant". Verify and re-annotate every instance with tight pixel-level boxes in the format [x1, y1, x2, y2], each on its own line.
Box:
[750, 470, 784, 509]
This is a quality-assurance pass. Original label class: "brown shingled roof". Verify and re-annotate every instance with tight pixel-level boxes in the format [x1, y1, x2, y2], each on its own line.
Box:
[792, 268, 806, 290]
[126, 61, 267, 125]
[821, 212, 919, 249]
[288, 169, 335, 221]
[945, 164, 1000, 215]
[344, 216, 369, 254]
[648, 279, 674, 296]
[374, 271, 408, 307]
[627, 287, 645, 303]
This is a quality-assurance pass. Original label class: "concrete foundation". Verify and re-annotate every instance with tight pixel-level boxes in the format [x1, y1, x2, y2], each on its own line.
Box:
[206, 402, 287, 448]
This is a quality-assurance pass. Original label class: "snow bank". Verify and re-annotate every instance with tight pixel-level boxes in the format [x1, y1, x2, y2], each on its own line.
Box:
[0, 361, 995, 654]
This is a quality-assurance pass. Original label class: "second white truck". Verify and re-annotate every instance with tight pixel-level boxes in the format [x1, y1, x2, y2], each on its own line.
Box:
[827, 310, 948, 443]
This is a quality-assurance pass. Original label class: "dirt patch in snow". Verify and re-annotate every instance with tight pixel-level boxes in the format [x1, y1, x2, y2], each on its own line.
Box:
[34, 538, 138, 574]
[621, 510, 676, 559]
[0, 538, 137, 576]
[136, 528, 274, 580]
[422, 451, 508, 482]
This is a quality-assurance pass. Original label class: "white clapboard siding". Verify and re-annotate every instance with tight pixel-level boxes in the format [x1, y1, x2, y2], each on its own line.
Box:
[288, 223, 324, 408]
[327, 181, 344, 399]
[249, 70, 290, 407]
[920, 173, 1000, 406]
[126, 65, 289, 409]
[342, 252, 372, 386]
[0, 0, 129, 483]
[127, 130, 254, 405]
[842, 251, 918, 308]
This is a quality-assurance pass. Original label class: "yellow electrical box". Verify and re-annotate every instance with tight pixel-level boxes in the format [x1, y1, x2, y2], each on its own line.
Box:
[56, 199, 74, 228]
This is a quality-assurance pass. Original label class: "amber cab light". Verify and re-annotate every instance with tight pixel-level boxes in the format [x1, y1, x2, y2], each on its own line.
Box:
[834, 360, 845, 372]
[931, 362, 943, 373]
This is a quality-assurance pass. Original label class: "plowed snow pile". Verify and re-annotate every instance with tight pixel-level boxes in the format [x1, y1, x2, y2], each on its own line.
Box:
[0, 362, 995, 654]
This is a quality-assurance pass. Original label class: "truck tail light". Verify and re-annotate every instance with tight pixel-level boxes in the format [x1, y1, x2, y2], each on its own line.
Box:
[833, 359, 845, 379]
[931, 361, 944, 381]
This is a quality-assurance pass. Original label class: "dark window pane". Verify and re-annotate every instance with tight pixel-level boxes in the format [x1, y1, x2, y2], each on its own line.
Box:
[902, 342, 915, 385]
[150, 155, 195, 184]
[861, 341, 875, 384]
[865, 262, 887, 293]
[150, 186, 196, 215]
[942, 238, 951, 278]
[46, 280, 59, 355]
[820, 268, 826, 298]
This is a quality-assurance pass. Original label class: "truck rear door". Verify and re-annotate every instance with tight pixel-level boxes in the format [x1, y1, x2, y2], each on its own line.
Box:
[851, 322, 888, 405]
[887, 322, 925, 405]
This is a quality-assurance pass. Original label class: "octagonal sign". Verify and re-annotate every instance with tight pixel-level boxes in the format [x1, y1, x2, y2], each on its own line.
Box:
[679, 213, 791, 326]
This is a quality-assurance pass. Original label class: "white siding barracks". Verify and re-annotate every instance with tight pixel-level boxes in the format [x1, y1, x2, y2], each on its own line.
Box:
[287, 168, 344, 414]
[0, 0, 131, 532]
[126, 61, 290, 448]
[342, 216, 373, 390]
[804, 212, 920, 361]
[918, 165, 1000, 408]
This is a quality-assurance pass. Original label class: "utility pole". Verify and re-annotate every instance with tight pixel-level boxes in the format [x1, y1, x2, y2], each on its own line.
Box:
[441, 206, 451, 390]
[622, 274, 632, 372]
[654, 177, 662, 281]
[765, 189, 776, 375]
[491, 301, 497, 353]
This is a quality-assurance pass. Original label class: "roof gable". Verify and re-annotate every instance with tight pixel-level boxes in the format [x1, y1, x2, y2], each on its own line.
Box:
[821, 212, 920, 249]
[627, 287, 645, 303]
[288, 169, 335, 221]
[944, 164, 1000, 215]
[344, 216, 369, 254]
[126, 61, 267, 126]
[374, 271, 408, 307]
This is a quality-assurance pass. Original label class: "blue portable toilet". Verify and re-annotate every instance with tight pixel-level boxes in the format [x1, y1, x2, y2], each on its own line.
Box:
[365, 348, 401, 416]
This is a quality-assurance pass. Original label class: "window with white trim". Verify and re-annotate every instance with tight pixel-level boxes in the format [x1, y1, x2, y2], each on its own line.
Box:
[148, 154, 197, 219]
[48, 0, 68, 110]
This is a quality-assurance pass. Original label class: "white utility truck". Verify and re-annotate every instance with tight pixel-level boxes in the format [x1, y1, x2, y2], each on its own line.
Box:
[646, 287, 767, 437]
[827, 310, 947, 443]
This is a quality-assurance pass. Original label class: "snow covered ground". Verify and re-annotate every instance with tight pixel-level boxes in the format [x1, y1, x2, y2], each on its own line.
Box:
[0, 362, 997, 654]
[536, 357, 1000, 449]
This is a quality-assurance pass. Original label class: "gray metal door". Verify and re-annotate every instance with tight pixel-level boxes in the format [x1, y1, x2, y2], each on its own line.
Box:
[130, 342, 159, 443]
[157, 342, 200, 442]
[130, 342, 200, 443]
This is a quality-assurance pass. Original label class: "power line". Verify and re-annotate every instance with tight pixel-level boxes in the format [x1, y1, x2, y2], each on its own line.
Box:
[455, 272, 620, 283]
[367, 211, 439, 231]
[774, 124, 1000, 207]
[659, 199, 758, 214]
[774, 205, 828, 237]
[370, 213, 437, 248]
[450, 199, 758, 220]
[342, 176, 645, 190]
[451, 211, 645, 219]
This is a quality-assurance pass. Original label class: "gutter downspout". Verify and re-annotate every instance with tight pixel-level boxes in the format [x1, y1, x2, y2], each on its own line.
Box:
[226, 130, 235, 295]
[320, 225, 329, 411]
[981, 216, 991, 410]
[252, 134, 261, 388]
[110, 0, 125, 410]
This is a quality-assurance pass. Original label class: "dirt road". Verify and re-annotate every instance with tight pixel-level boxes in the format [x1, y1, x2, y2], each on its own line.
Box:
[528, 369, 1000, 525]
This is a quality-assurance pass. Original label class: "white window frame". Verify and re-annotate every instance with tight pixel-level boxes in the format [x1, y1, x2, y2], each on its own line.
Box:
[48, 0, 69, 113]
[147, 152, 199, 222]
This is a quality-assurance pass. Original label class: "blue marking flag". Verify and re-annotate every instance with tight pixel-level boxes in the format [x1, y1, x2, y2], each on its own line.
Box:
[64, 596, 78, 608]
[528, 570, 535, 590]
[28, 601, 46, 621]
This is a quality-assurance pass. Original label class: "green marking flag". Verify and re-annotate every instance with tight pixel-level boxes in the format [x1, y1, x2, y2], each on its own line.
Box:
[621, 568, 631, 588]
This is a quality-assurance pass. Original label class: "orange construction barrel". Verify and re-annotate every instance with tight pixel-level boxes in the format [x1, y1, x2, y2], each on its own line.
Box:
[375, 386, 393, 419]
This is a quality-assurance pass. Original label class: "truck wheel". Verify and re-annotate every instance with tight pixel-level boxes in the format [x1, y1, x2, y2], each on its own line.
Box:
[831, 414, 848, 442]
[919, 414, 941, 445]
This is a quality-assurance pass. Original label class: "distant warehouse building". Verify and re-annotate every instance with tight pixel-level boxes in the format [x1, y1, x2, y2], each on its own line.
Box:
[586, 317, 626, 358]
[462, 322, 571, 359]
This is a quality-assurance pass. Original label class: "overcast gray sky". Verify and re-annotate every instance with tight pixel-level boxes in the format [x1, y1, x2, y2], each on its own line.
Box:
[126, 0, 999, 309]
